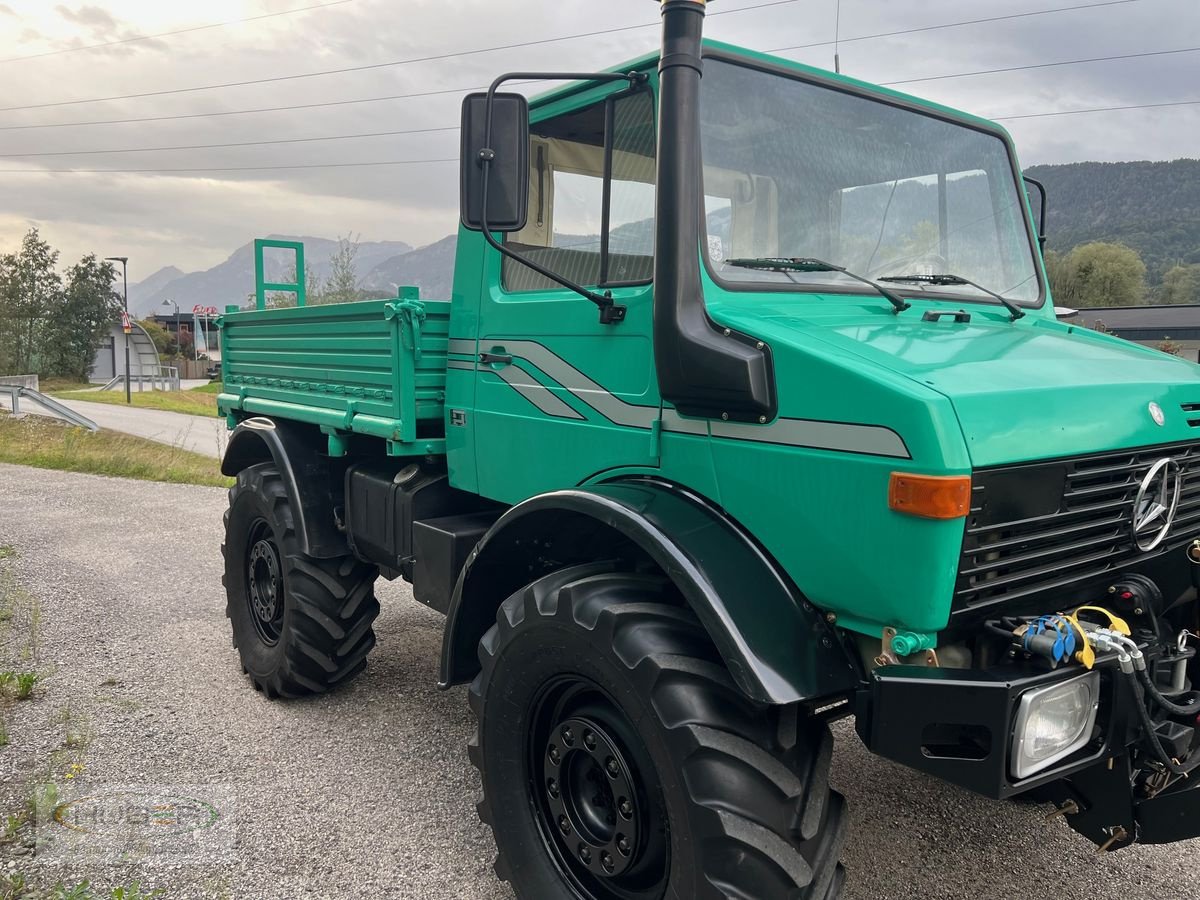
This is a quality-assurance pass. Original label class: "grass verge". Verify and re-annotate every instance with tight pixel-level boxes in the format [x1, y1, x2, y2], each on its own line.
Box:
[49, 389, 218, 416]
[188, 381, 222, 394]
[0, 415, 231, 487]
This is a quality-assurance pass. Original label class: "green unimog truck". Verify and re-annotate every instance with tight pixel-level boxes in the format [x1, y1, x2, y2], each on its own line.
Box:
[215, 1, 1200, 896]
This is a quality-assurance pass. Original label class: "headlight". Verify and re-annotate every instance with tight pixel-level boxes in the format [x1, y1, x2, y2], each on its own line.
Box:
[1010, 671, 1099, 779]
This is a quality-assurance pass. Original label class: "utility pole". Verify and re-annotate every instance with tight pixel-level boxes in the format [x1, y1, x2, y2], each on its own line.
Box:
[106, 256, 130, 404]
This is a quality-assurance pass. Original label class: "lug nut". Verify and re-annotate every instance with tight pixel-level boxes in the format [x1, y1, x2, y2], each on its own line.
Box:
[548, 745, 561, 765]
[617, 834, 631, 856]
[561, 726, 575, 746]
[558, 816, 571, 835]
[606, 758, 620, 778]
[583, 731, 596, 751]
[547, 778, 560, 799]
[618, 798, 633, 819]
[601, 851, 614, 871]
[579, 845, 592, 864]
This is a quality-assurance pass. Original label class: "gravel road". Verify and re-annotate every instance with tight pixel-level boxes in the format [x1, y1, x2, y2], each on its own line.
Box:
[0, 462, 1197, 899]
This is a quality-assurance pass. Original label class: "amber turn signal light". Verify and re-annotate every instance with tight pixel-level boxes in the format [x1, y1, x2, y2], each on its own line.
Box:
[888, 473, 972, 519]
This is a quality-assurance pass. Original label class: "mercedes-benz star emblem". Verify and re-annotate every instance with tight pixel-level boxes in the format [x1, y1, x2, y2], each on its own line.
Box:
[1132, 457, 1182, 552]
[1149, 402, 1165, 426]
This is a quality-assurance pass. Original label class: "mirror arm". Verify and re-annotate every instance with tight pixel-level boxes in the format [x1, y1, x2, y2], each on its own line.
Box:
[476, 70, 648, 326]
[1023, 175, 1047, 252]
[476, 204, 627, 324]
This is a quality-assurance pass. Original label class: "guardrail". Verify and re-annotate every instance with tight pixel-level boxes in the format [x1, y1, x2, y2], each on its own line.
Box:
[99, 366, 180, 392]
[0, 385, 99, 432]
[0, 375, 38, 391]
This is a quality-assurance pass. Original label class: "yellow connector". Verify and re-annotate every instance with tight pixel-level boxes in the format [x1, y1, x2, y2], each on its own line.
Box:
[1074, 605, 1132, 636]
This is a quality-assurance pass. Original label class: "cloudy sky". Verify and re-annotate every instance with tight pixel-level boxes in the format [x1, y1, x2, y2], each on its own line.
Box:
[0, 0, 1196, 278]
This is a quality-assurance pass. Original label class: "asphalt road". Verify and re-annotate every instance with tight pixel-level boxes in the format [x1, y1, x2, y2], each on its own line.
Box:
[0, 394, 225, 458]
[0, 463, 1198, 899]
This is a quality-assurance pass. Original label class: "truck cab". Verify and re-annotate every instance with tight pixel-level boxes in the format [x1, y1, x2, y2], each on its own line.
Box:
[216, 3, 1200, 897]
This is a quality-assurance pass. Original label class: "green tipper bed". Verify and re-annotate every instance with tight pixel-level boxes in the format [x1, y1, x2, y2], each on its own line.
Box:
[217, 296, 450, 455]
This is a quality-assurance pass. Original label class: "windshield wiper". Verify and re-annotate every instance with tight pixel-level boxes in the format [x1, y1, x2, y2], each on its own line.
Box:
[724, 257, 910, 314]
[877, 273, 1026, 321]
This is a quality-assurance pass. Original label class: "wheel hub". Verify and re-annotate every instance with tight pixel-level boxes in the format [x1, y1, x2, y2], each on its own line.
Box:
[246, 533, 283, 643]
[543, 716, 640, 879]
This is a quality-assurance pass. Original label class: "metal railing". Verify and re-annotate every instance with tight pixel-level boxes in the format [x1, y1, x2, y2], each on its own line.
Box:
[99, 366, 180, 393]
[0, 384, 98, 432]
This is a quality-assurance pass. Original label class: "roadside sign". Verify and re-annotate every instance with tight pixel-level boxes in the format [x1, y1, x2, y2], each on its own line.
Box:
[121, 310, 132, 334]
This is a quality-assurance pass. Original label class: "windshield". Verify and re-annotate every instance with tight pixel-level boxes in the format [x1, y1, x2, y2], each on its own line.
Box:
[698, 58, 1041, 305]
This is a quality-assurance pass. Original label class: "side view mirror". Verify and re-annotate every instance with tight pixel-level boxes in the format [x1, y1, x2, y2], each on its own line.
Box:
[1023, 175, 1047, 252]
[460, 92, 530, 232]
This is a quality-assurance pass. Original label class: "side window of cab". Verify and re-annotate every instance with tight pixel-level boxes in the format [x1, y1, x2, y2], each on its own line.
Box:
[503, 89, 656, 293]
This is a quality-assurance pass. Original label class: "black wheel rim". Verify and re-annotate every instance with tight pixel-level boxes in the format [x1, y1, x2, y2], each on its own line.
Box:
[529, 677, 669, 900]
[245, 519, 284, 645]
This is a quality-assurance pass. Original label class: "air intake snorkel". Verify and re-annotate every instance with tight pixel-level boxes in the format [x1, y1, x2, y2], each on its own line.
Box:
[652, 0, 776, 423]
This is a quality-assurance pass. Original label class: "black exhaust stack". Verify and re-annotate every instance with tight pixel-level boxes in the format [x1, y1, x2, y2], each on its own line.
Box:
[653, 0, 775, 423]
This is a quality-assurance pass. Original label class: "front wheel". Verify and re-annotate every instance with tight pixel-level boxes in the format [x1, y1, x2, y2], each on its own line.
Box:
[469, 564, 847, 900]
[222, 462, 380, 698]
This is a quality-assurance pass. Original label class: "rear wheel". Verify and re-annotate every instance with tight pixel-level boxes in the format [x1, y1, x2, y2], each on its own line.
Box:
[222, 462, 380, 698]
[469, 563, 847, 900]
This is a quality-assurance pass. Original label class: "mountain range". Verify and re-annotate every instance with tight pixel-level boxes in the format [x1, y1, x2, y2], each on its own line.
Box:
[125, 158, 1200, 314]
[128, 235, 411, 316]
[1024, 158, 1200, 282]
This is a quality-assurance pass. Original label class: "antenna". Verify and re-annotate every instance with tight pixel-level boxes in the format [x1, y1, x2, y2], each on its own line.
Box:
[834, 0, 842, 73]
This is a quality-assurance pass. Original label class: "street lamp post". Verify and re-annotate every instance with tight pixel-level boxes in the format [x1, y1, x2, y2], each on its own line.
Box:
[105, 256, 130, 404]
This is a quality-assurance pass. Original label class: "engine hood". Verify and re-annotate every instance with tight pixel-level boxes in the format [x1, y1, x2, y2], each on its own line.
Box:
[756, 301, 1200, 468]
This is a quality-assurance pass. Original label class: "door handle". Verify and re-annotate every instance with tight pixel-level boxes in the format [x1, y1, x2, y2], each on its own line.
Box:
[479, 351, 512, 366]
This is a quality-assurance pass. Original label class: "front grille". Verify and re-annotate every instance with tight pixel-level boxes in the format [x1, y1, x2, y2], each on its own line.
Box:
[1184, 403, 1200, 428]
[956, 440, 1200, 611]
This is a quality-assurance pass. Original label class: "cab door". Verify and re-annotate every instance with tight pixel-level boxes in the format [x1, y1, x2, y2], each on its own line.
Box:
[472, 86, 661, 504]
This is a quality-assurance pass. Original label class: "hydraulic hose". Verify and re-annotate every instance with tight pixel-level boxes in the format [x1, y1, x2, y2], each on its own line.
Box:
[1136, 665, 1200, 718]
[1126, 675, 1200, 777]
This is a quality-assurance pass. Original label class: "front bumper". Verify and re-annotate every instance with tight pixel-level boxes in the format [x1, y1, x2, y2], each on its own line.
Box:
[855, 663, 1116, 801]
[855, 660, 1200, 847]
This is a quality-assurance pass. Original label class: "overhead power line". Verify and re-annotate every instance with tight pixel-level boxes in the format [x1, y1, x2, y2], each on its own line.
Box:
[0, 0, 1147, 130]
[768, 0, 1140, 53]
[991, 97, 1200, 120]
[0, 0, 799, 113]
[0, 125, 459, 157]
[0, 0, 358, 64]
[0, 81, 546, 132]
[883, 45, 1200, 86]
[6, 94, 1199, 162]
[0, 158, 458, 175]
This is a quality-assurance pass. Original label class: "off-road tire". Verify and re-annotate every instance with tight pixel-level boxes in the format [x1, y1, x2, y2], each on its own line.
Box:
[222, 462, 379, 698]
[469, 563, 848, 900]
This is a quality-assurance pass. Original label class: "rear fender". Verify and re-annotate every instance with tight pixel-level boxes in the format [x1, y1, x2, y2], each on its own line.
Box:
[439, 478, 862, 705]
[221, 416, 347, 558]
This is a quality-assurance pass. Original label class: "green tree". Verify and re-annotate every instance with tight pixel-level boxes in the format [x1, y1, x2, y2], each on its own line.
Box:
[42, 255, 122, 379]
[137, 318, 174, 357]
[0, 228, 61, 374]
[318, 234, 361, 305]
[1046, 241, 1146, 308]
[267, 260, 321, 308]
[1156, 264, 1200, 305]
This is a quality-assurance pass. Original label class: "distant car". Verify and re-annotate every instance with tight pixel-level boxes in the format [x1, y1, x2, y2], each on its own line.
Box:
[206, 366, 220, 381]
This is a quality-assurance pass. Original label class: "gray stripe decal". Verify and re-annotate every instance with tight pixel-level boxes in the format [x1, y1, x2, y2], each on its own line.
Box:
[502, 340, 659, 429]
[446, 359, 476, 371]
[661, 408, 708, 436]
[447, 338, 475, 356]
[711, 419, 910, 458]
[496, 365, 586, 420]
[470, 339, 908, 458]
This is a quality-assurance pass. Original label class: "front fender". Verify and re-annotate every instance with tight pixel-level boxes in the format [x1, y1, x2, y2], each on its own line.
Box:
[439, 478, 862, 705]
